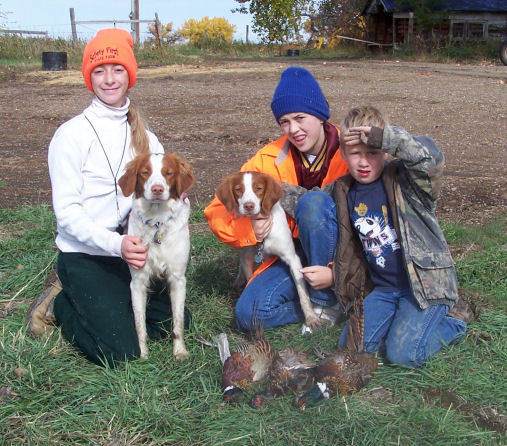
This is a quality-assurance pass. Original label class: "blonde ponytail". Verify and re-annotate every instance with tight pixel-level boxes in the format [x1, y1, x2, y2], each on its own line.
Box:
[127, 105, 150, 156]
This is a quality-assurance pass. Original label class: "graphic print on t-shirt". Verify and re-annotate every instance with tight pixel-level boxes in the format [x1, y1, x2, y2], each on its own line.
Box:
[352, 203, 400, 268]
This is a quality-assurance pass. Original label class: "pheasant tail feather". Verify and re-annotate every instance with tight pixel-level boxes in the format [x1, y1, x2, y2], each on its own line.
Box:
[215, 333, 231, 364]
[346, 282, 365, 352]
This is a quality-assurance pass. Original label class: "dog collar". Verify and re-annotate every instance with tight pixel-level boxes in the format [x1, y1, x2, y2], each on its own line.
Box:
[135, 211, 173, 245]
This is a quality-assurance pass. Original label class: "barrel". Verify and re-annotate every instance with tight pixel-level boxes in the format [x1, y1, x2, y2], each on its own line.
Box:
[42, 51, 68, 71]
[286, 49, 300, 57]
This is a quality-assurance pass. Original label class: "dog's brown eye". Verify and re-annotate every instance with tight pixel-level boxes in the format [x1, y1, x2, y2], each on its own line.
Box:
[164, 170, 174, 177]
[141, 169, 150, 176]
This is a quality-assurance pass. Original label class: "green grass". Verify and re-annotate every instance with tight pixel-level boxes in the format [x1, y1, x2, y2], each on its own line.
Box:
[442, 216, 507, 310]
[1, 206, 506, 445]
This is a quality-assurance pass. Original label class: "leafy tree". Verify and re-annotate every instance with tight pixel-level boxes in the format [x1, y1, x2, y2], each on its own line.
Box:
[179, 16, 236, 48]
[304, 0, 365, 48]
[234, 0, 366, 46]
[233, 0, 314, 44]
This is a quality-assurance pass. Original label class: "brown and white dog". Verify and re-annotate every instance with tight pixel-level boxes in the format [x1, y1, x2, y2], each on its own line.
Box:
[215, 171, 321, 330]
[118, 153, 194, 360]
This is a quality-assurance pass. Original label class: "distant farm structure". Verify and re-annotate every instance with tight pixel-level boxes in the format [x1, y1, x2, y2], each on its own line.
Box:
[363, 0, 507, 48]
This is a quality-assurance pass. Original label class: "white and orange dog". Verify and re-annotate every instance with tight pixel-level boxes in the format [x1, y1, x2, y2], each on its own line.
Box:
[216, 171, 321, 330]
[118, 153, 194, 360]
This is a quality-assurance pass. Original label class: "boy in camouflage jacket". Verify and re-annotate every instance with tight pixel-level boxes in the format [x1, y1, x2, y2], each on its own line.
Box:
[282, 106, 468, 367]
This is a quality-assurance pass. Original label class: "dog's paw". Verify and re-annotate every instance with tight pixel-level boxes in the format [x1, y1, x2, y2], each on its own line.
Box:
[305, 315, 324, 330]
[174, 349, 190, 361]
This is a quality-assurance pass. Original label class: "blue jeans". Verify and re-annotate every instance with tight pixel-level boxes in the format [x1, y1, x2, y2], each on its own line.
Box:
[339, 287, 467, 367]
[235, 191, 338, 331]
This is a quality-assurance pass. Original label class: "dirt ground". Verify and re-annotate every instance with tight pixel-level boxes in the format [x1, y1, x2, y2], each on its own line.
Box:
[0, 59, 506, 225]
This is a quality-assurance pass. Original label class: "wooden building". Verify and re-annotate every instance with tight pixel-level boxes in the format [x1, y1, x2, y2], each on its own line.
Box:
[362, 0, 507, 46]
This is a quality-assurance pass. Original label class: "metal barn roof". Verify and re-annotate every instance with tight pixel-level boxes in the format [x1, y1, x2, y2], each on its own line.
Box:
[367, 0, 507, 13]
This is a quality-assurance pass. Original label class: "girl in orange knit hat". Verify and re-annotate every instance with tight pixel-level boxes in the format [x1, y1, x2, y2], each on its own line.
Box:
[26, 28, 190, 366]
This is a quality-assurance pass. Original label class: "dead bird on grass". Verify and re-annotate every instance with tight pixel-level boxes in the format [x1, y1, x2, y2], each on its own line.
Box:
[297, 296, 379, 410]
[200, 333, 276, 403]
[296, 349, 378, 410]
[250, 346, 317, 408]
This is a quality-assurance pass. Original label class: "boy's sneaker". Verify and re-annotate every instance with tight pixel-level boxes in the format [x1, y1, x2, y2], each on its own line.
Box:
[314, 302, 346, 324]
[25, 273, 61, 337]
[447, 289, 479, 325]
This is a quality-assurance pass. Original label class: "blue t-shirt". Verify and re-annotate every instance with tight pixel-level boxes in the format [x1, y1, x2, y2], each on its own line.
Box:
[347, 178, 409, 291]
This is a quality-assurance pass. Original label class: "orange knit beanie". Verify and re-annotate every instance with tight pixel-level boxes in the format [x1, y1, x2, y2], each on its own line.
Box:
[82, 28, 137, 92]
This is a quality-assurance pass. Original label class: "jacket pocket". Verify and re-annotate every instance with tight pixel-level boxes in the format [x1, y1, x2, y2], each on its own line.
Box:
[411, 252, 454, 269]
[410, 252, 457, 304]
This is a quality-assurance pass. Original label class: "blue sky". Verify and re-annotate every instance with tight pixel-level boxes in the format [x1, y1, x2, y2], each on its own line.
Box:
[0, 0, 258, 42]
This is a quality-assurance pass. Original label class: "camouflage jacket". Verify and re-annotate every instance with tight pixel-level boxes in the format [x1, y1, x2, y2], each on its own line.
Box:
[281, 126, 458, 311]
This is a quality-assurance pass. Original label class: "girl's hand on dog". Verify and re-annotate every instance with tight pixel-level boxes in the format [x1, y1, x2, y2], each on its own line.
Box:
[251, 212, 273, 242]
[121, 236, 148, 270]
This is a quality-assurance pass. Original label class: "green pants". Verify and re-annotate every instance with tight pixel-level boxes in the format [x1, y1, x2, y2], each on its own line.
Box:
[54, 252, 190, 367]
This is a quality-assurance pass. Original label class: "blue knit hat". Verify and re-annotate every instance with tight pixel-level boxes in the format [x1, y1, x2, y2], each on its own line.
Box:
[270, 66, 330, 122]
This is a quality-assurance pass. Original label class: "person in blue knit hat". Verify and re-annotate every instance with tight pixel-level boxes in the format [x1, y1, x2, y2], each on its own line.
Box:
[205, 66, 349, 333]
[271, 66, 330, 122]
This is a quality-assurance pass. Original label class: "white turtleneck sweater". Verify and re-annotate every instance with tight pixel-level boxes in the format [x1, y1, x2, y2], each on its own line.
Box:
[48, 96, 164, 257]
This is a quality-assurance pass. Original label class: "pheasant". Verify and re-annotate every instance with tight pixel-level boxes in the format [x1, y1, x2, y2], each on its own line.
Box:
[296, 349, 378, 410]
[297, 288, 379, 410]
[250, 346, 317, 408]
[215, 333, 276, 403]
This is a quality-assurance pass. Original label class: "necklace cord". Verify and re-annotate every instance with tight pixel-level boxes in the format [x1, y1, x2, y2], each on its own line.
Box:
[85, 115, 128, 227]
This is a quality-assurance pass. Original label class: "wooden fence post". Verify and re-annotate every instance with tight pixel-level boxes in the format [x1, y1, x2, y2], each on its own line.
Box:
[133, 0, 140, 45]
[70, 8, 78, 46]
[154, 12, 161, 47]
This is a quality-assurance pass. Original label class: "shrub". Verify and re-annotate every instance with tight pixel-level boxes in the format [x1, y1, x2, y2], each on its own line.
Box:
[179, 16, 236, 49]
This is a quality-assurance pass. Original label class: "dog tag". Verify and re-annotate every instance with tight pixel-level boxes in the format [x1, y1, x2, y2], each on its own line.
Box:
[255, 243, 263, 264]
[153, 230, 162, 244]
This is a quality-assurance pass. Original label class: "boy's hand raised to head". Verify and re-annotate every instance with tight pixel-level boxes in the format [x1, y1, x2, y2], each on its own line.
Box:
[343, 126, 372, 146]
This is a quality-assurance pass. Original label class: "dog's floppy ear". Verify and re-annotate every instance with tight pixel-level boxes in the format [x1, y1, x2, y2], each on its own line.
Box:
[118, 156, 141, 197]
[119, 153, 151, 198]
[216, 173, 240, 213]
[260, 174, 283, 213]
[175, 156, 195, 197]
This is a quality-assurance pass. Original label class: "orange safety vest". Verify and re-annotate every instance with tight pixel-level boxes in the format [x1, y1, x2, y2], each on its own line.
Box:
[204, 128, 349, 281]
